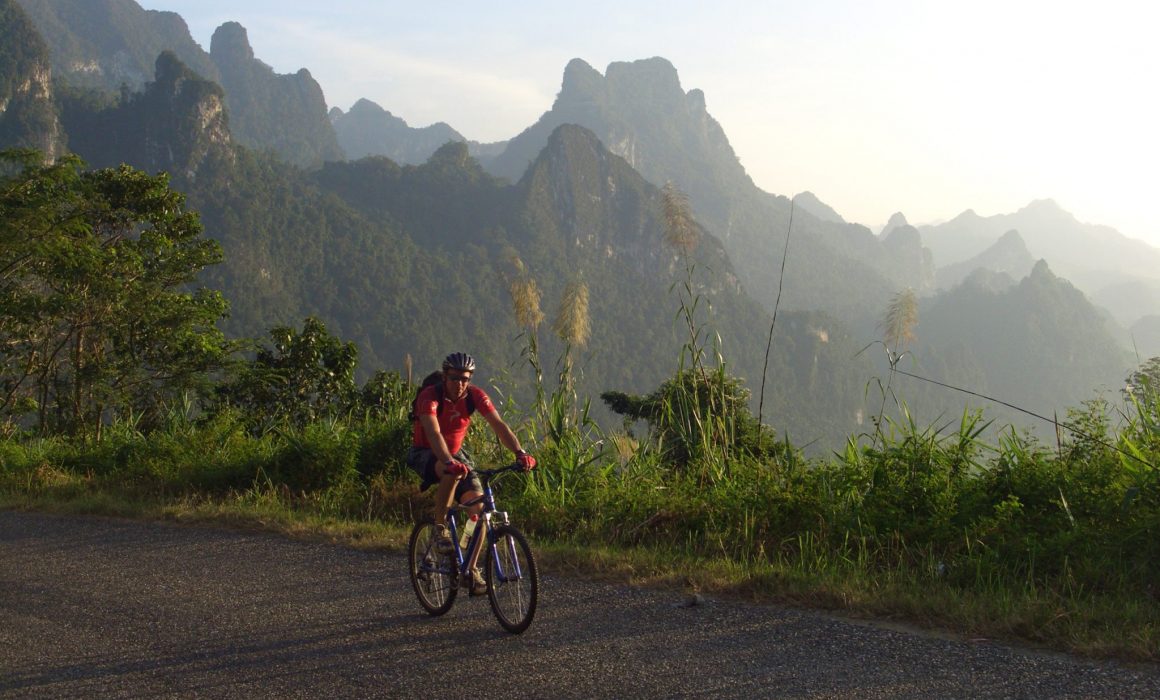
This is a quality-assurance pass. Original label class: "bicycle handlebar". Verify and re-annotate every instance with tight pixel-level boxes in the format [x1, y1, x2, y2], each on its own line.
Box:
[473, 462, 525, 479]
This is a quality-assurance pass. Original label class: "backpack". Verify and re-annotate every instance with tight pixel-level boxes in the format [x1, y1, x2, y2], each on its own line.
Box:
[408, 370, 476, 422]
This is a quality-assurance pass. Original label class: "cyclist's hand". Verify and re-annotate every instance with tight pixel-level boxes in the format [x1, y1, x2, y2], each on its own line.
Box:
[443, 460, 470, 478]
[516, 450, 536, 471]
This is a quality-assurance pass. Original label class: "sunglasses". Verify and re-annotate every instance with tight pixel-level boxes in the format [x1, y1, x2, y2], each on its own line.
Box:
[445, 374, 472, 384]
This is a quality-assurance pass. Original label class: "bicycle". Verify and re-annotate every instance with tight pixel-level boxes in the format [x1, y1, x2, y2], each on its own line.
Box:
[407, 462, 539, 634]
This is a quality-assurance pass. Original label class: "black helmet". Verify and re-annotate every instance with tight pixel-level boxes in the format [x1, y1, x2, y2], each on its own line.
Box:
[442, 352, 476, 373]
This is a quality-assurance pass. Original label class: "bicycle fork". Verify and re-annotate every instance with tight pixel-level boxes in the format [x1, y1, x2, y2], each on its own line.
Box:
[486, 512, 526, 584]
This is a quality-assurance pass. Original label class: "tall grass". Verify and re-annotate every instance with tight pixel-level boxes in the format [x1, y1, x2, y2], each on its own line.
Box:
[504, 261, 605, 510]
[659, 183, 738, 483]
[4, 365, 1159, 658]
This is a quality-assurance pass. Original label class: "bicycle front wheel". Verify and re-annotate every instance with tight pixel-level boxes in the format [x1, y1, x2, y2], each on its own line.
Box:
[408, 520, 457, 615]
[485, 525, 538, 633]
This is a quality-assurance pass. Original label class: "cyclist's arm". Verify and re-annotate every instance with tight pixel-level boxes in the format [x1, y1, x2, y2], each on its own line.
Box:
[418, 413, 456, 466]
[480, 409, 525, 456]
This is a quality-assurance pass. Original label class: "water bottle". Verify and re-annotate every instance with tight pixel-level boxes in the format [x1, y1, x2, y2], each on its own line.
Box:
[460, 514, 478, 549]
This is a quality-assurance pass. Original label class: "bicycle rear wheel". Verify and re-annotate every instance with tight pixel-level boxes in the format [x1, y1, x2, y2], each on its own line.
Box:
[408, 520, 457, 615]
[485, 525, 538, 633]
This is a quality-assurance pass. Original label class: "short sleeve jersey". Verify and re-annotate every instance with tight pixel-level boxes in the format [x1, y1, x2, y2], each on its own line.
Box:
[411, 384, 496, 455]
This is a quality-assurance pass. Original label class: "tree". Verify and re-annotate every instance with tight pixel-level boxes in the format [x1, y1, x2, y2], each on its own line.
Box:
[213, 317, 358, 430]
[0, 150, 230, 437]
[602, 369, 780, 471]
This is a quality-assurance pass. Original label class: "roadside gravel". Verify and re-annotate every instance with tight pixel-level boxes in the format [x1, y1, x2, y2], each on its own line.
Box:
[2, 510, 1157, 698]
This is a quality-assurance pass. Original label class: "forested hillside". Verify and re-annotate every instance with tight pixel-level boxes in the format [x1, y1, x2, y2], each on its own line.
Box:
[3, 33, 867, 446]
[15, 0, 342, 168]
[0, 0, 1145, 450]
[903, 261, 1133, 427]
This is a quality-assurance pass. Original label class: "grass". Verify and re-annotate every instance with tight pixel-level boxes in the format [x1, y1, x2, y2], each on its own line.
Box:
[3, 370, 1159, 664]
[3, 474, 1158, 663]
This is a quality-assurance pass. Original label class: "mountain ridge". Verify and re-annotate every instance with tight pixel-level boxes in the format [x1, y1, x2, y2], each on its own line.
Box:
[330, 98, 464, 165]
[919, 198, 1160, 325]
[936, 229, 1036, 291]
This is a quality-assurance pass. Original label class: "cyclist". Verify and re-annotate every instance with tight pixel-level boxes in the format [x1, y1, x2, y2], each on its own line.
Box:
[406, 352, 536, 595]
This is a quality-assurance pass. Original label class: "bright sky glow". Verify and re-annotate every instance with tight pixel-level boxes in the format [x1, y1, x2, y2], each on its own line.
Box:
[138, 0, 1160, 247]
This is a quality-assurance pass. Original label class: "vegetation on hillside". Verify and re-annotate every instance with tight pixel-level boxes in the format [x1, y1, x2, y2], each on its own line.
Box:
[2, 153, 1159, 661]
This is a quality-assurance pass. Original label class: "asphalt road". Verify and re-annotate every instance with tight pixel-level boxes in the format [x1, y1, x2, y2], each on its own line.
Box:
[2, 510, 1158, 699]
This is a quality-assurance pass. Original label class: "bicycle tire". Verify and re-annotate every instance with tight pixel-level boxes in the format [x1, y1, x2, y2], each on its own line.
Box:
[408, 520, 458, 615]
[485, 525, 538, 633]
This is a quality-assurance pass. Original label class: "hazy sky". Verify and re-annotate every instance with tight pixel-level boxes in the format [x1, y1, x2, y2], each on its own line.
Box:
[137, 0, 1160, 247]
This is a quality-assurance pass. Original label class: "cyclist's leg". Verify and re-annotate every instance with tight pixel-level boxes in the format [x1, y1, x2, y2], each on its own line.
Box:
[462, 489, 485, 572]
[452, 453, 485, 571]
[433, 477, 457, 527]
[410, 447, 460, 552]
[429, 456, 464, 528]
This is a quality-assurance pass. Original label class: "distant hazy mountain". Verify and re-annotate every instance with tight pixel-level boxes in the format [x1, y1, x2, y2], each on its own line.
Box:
[880, 222, 935, 296]
[480, 57, 934, 323]
[330, 98, 464, 164]
[919, 200, 1160, 325]
[936, 230, 1036, 291]
[880, 212, 910, 237]
[911, 260, 1132, 425]
[1090, 279, 1160, 334]
[1129, 315, 1160, 361]
[792, 191, 846, 224]
[955, 267, 1019, 295]
[209, 22, 342, 168]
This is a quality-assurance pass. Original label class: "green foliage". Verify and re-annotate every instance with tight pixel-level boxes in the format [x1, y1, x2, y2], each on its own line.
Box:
[266, 420, 360, 493]
[602, 368, 779, 473]
[213, 317, 358, 431]
[834, 407, 989, 549]
[1124, 356, 1160, 434]
[0, 150, 230, 437]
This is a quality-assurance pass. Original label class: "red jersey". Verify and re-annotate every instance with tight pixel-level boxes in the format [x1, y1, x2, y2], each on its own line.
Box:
[411, 384, 495, 454]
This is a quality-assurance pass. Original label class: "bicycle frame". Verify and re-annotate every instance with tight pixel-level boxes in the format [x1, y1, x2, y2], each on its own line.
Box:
[444, 464, 526, 585]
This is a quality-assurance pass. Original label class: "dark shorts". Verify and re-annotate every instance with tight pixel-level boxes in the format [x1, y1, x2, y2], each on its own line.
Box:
[406, 446, 482, 499]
